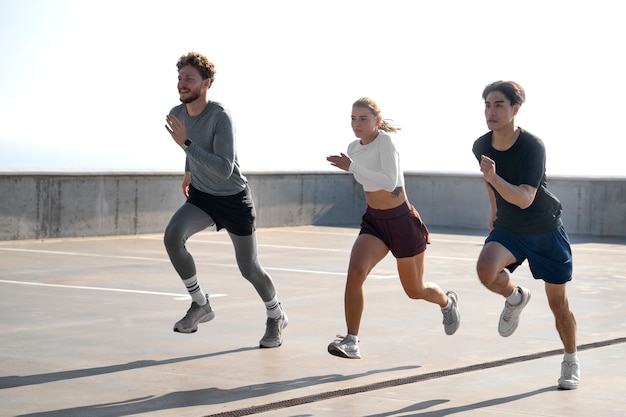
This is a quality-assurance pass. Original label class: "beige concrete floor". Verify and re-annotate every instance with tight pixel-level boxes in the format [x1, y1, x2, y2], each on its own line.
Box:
[0, 226, 625, 417]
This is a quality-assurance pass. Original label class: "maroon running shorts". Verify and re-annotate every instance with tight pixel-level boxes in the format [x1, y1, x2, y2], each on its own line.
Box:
[359, 200, 430, 258]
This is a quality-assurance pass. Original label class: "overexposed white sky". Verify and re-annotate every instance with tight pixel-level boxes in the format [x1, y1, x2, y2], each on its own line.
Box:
[0, 0, 624, 177]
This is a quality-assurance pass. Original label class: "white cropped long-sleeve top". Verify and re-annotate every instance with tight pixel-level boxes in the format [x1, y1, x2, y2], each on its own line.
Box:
[347, 131, 404, 192]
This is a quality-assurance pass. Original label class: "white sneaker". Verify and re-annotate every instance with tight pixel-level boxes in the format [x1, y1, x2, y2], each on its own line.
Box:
[442, 291, 461, 335]
[557, 360, 580, 390]
[498, 286, 531, 337]
[328, 334, 361, 359]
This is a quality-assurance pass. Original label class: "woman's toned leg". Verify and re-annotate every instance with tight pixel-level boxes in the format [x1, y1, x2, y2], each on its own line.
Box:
[344, 233, 388, 335]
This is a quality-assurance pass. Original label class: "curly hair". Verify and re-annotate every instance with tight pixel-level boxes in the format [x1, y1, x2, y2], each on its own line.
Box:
[352, 97, 401, 133]
[176, 52, 216, 85]
[482, 81, 525, 106]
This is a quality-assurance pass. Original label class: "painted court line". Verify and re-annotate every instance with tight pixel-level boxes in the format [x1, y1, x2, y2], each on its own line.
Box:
[0, 279, 226, 298]
[0, 246, 390, 278]
[1, 239, 618, 283]
[3, 240, 617, 284]
[0, 247, 172, 263]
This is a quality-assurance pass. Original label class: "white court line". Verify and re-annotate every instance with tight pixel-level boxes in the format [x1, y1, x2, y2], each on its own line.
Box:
[571, 245, 626, 253]
[139, 236, 353, 253]
[2, 231, 620, 286]
[140, 233, 488, 247]
[139, 233, 626, 258]
[138, 238, 482, 258]
[0, 279, 226, 299]
[263, 266, 395, 279]
[0, 246, 395, 278]
[0, 247, 474, 269]
[0, 247, 171, 262]
[255, 228, 360, 237]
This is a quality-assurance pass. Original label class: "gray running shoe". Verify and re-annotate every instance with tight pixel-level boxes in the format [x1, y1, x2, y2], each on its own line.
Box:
[557, 360, 580, 390]
[173, 294, 215, 333]
[442, 291, 461, 335]
[328, 334, 361, 359]
[498, 286, 531, 337]
[259, 308, 288, 348]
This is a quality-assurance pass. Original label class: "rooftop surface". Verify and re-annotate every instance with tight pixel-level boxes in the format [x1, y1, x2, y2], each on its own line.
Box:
[1, 226, 625, 417]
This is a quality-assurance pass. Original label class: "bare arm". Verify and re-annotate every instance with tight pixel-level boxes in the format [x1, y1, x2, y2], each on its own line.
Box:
[484, 182, 497, 230]
[480, 154, 537, 209]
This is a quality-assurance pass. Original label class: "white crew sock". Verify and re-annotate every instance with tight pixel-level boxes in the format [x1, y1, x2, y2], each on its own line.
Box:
[265, 295, 282, 319]
[506, 287, 522, 305]
[182, 276, 207, 305]
[564, 351, 578, 363]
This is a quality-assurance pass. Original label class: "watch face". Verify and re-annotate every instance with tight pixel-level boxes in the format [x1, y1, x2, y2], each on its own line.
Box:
[184, 139, 192, 146]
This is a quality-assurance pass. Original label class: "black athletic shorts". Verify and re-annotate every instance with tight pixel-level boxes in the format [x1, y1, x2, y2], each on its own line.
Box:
[187, 184, 256, 236]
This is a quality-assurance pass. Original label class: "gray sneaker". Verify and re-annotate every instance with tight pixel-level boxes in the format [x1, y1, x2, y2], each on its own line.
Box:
[557, 360, 580, 390]
[259, 309, 288, 348]
[173, 294, 215, 333]
[328, 334, 361, 359]
[442, 291, 461, 335]
[498, 286, 531, 337]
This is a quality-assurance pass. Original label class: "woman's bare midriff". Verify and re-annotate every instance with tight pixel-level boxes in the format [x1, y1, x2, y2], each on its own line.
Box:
[365, 187, 407, 210]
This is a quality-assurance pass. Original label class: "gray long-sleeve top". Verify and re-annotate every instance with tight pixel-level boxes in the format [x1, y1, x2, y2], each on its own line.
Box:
[169, 101, 247, 196]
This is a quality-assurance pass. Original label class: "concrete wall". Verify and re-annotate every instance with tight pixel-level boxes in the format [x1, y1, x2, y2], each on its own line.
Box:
[1, 172, 624, 240]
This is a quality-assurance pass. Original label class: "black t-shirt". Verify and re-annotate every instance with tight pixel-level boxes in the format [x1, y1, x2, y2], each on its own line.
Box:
[472, 128, 563, 233]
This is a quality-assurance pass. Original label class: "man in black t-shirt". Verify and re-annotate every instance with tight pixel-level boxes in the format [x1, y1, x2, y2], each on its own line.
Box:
[471, 81, 579, 390]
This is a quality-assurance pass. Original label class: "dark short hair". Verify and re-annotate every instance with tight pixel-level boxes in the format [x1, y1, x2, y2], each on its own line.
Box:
[482, 81, 525, 106]
[176, 52, 216, 84]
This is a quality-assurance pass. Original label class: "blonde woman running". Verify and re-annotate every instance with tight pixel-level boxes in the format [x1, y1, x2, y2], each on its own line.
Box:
[326, 97, 460, 359]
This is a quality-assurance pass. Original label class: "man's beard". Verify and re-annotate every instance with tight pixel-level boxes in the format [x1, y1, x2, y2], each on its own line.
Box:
[179, 89, 201, 104]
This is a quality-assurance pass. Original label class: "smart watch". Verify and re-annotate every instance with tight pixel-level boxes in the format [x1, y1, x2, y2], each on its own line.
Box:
[183, 138, 192, 149]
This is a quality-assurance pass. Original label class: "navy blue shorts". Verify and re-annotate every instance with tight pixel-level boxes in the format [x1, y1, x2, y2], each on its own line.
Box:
[360, 200, 430, 258]
[485, 225, 573, 284]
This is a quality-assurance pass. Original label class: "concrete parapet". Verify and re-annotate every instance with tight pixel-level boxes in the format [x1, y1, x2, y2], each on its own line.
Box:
[0, 172, 624, 240]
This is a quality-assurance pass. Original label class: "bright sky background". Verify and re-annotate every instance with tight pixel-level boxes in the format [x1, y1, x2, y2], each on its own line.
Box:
[1, 0, 624, 177]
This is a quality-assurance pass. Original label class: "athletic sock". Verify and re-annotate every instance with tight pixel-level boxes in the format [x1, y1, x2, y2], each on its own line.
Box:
[506, 287, 522, 305]
[182, 276, 207, 306]
[442, 295, 453, 311]
[346, 334, 358, 343]
[564, 351, 578, 363]
[265, 296, 282, 319]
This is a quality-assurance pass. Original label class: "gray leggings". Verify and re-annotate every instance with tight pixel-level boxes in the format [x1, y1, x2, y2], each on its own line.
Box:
[163, 202, 276, 302]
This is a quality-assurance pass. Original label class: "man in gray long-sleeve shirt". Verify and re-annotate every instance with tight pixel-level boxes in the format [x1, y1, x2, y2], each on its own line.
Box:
[164, 51, 287, 348]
